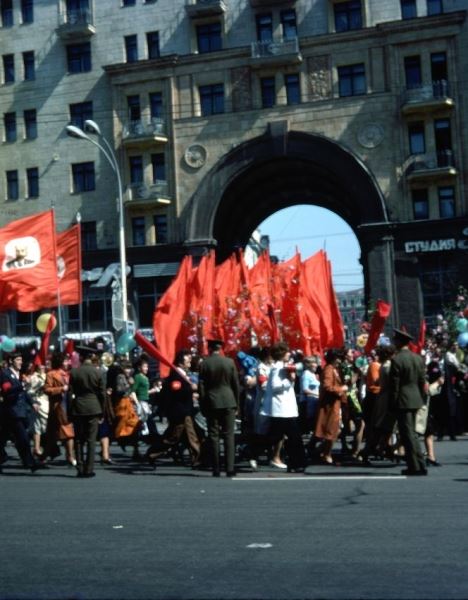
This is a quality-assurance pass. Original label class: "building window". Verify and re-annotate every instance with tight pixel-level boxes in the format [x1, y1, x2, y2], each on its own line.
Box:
[1, 0, 13, 27]
[132, 216, 146, 246]
[427, 0, 443, 15]
[408, 122, 425, 154]
[24, 109, 37, 139]
[431, 52, 447, 84]
[69, 101, 93, 130]
[261, 77, 275, 108]
[285, 73, 300, 105]
[67, 42, 91, 73]
[154, 214, 168, 244]
[256, 13, 273, 42]
[151, 153, 165, 183]
[404, 56, 422, 89]
[81, 220, 97, 250]
[434, 118, 452, 165]
[438, 186, 455, 219]
[401, 0, 417, 19]
[6, 170, 18, 200]
[146, 31, 159, 59]
[149, 92, 163, 118]
[199, 84, 224, 116]
[26, 167, 39, 198]
[334, 1, 362, 32]
[338, 63, 366, 97]
[3, 54, 15, 83]
[125, 34, 138, 63]
[4, 112, 16, 142]
[281, 9, 297, 40]
[123, 0, 136, 6]
[22, 51, 35, 80]
[412, 189, 429, 220]
[21, 0, 34, 23]
[72, 161, 95, 192]
[196, 22, 222, 54]
[129, 156, 143, 184]
[127, 95, 141, 122]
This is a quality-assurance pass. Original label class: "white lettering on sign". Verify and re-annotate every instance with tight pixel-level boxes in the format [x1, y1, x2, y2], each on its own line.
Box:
[405, 239, 456, 253]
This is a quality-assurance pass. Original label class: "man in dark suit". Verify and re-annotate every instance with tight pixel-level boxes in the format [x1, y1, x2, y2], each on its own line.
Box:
[69, 348, 106, 478]
[389, 329, 428, 476]
[199, 339, 240, 477]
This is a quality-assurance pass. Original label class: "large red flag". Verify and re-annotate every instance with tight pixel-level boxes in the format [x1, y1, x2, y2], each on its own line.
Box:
[186, 251, 216, 354]
[0, 210, 59, 312]
[153, 255, 192, 377]
[248, 252, 276, 347]
[409, 320, 426, 354]
[364, 300, 392, 354]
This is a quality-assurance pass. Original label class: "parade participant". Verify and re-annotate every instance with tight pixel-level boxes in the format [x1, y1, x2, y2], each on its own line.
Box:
[43, 352, 76, 466]
[299, 356, 320, 435]
[199, 339, 240, 477]
[314, 348, 348, 465]
[146, 349, 202, 469]
[340, 347, 364, 460]
[69, 347, 106, 478]
[0, 352, 40, 472]
[389, 329, 428, 476]
[26, 363, 50, 460]
[260, 342, 306, 473]
[113, 360, 140, 454]
[132, 356, 159, 450]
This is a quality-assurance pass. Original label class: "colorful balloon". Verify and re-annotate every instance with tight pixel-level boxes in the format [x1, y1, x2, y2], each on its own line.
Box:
[1, 336, 16, 353]
[455, 318, 468, 333]
[36, 313, 57, 333]
[116, 331, 136, 354]
[457, 332, 468, 348]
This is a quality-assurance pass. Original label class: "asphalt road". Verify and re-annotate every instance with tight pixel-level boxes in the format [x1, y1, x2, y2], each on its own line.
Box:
[1, 438, 467, 600]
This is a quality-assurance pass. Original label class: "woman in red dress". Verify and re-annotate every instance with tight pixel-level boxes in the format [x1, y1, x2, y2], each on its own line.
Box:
[314, 348, 348, 465]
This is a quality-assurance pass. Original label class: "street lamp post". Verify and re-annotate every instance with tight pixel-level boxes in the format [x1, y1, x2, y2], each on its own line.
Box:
[66, 121, 129, 332]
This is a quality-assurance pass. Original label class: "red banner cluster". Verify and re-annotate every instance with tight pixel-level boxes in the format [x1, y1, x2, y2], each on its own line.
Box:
[153, 249, 344, 377]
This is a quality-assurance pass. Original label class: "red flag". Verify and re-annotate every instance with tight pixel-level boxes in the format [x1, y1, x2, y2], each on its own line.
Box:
[364, 300, 392, 354]
[134, 331, 191, 384]
[153, 255, 192, 377]
[0, 210, 59, 312]
[409, 320, 426, 354]
[57, 224, 82, 305]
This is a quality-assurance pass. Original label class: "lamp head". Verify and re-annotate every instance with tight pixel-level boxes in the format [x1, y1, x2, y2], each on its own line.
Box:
[66, 125, 88, 140]
[84, 120, 101, 135]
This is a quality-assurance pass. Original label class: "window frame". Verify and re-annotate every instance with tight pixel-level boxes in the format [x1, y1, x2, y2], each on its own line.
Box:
[4, 112, 16, 143]
[285, 73, 300, 105]
[260, 76, 276, 108]
[401, 0, 417, 20]
[154, 214, 168, 244]
[72, 161, 95, 193]
[81, 220, 97, 251]
[256, 13, 273, 42]
[146, 31, 160, 60]
[199, 83, 225, 116]
[3, 54, 15, 84]
[6, 169, 19, 200]
[337, 63, 366, 97]
[151, 153, 166, 183]
[21, 0, 34, 24]
[334, 1, 362, 33]
[125, 34, 138, 63]
[280, 9, 297, 40]
[1, 0, 13, 27]
[412, 188, 429, 220]
[69, 101, 93, 130]
[66, 42, 92, 74]
[438, 186, 455, 219]
[26, 166, 39, 198]
[196, 21, 222, 54]
[427, 0, 443, 15]
[404, 55, 422, 89]
[24, 108, 37, 140]
[132, 216, 146, 247]
[22, 51, 35, 81]
[408, 122, 426, 155]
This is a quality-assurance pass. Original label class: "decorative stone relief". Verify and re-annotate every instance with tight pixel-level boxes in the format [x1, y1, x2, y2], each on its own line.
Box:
[357, 123, 385, 149]
[307, 56, 331, 100]
[184, 144, 207, 169]
[231, 66, 252, 112]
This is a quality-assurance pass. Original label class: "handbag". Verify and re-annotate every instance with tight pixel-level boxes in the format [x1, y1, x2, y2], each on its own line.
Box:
[415, 400, 429, 435]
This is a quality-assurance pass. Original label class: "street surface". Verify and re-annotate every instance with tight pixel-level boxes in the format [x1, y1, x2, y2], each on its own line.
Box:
[1, 438, 467, 600]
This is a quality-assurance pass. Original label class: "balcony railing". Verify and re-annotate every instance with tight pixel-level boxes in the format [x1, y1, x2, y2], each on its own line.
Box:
[57, 8, 95, 38]
[185, 0, 226, 17]
[251, 37, 301, 67]
[401, 80, 454, 113]
[406, 150, 457, 179]
[122, 118, 168, 145]
[125, 182, 171, 204]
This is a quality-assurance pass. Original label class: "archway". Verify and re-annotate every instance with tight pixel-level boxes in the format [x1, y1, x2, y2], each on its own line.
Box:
[182, 128, 397, 328]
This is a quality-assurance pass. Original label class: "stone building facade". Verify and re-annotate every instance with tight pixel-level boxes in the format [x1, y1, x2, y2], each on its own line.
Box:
[1, 0, 467, 337]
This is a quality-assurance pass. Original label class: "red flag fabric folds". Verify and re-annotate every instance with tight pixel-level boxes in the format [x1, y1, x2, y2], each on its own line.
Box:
[0, 210, 59, 312]
[364, 300, 392, 354]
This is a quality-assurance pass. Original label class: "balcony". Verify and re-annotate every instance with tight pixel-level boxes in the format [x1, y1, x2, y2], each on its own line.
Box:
[185, 0, 226, 18]
[250, 37, 302, 68]
[125, 182, 171, 207]
[401, 81, 454, 115]
[122, 118, 168, 148]
[56, 8, 95, 39]
[405, 150, 458, 182]
[250, 0, 297, 6]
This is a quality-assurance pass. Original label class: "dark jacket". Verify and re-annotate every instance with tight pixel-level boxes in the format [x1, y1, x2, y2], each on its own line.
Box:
[199, 353, 240, 414]
[389, 348, 426, 411]
[69, 364, 106, 416]
[162, 368, 195, 423]
[0, 368, 35, 419]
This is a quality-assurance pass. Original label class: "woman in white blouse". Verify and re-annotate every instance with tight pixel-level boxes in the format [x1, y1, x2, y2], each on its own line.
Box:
[260, 342, 306, 473]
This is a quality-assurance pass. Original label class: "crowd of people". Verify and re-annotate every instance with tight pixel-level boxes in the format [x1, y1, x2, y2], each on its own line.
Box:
[0, 328, 467, 478]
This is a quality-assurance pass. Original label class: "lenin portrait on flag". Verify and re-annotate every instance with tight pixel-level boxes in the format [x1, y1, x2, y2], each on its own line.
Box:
[3, 236, 40, 270]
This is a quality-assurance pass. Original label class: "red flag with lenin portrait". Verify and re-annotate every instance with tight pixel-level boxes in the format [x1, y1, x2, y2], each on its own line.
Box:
[56, 224, 82, 305]
[0, 210, 59, 312]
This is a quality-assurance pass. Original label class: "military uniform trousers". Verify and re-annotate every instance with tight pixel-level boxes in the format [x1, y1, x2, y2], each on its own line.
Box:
[73, 414, 100, 476]
[397, 409, 426, 473]
[207, 407, 237, 474]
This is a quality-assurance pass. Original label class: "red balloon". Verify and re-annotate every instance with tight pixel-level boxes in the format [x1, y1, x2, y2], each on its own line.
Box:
[463, 307, 468, 318]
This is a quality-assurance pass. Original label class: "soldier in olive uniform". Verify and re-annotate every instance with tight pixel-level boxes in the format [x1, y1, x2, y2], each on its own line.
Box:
[389, 329, 428, 476]
[199, 339, 240, 477]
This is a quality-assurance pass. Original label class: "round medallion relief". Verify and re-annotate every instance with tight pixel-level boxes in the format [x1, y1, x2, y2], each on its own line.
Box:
[357, 123, 384, 149]
[184, 144, 207, 169]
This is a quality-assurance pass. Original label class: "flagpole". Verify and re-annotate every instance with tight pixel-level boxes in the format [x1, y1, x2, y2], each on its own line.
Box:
[50, 204, 64, 351]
